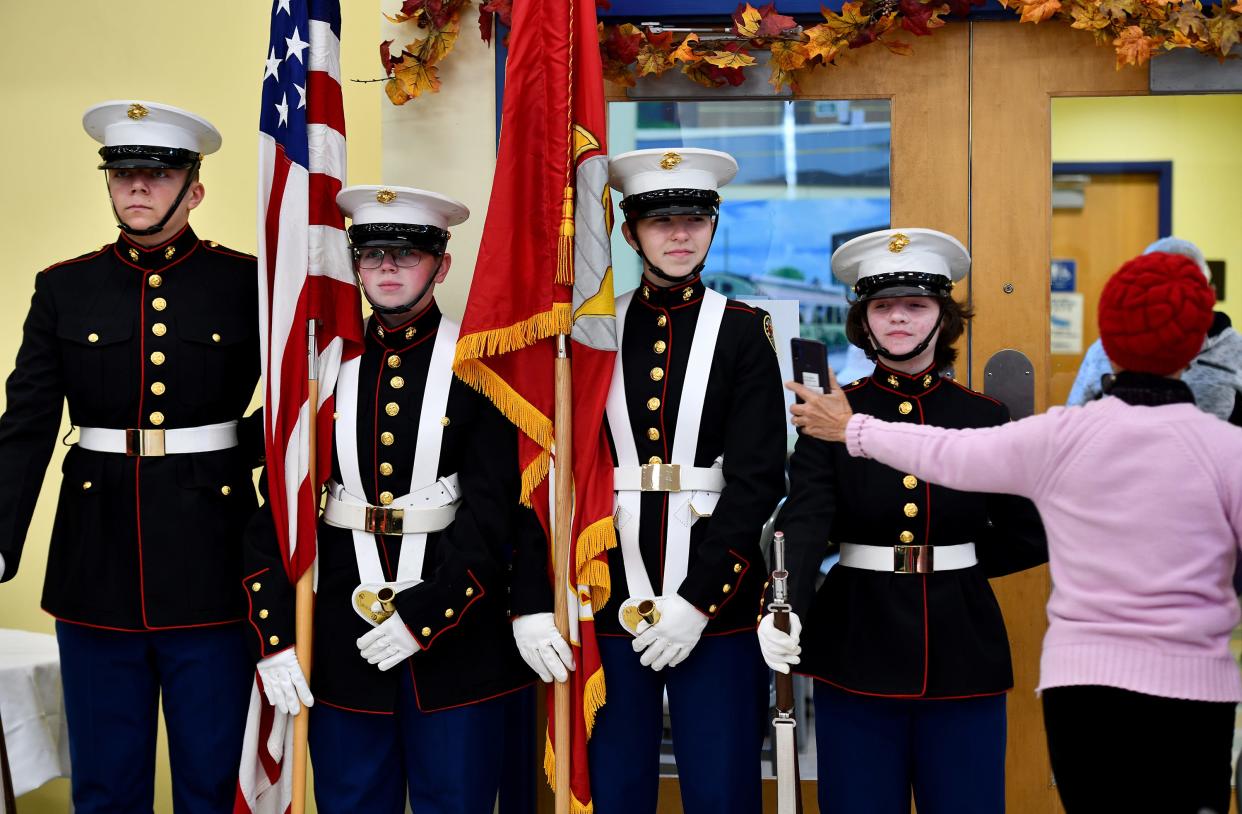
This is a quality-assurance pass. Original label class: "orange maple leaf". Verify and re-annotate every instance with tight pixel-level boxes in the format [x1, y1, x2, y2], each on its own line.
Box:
[1207, 5, 1241, 54]
[803, 23, 848, 62]
[824, 2, 872, 39]
[1069, 1, 1110, 29]
[392, 56, 442, 97]
[769, 39, 810, 70]
[1113, 24, 1162, 66]
[636, 42, 675, 76]
[735, 3, 764, 37]
[703, 48, 758, 68]
[672, 32, 705, 63]
[412, 18, 460, 66]
[1019, 0, 1062, 24]
[384, 77, 412, 105]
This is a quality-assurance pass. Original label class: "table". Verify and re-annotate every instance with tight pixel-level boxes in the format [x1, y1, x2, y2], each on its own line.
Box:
[0, 629, 70, 797]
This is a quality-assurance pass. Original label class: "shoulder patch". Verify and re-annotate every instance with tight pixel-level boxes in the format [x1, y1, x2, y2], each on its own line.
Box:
[762, 313, 776, 354]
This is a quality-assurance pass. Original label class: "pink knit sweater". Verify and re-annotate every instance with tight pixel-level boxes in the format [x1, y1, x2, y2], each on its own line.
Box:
[846, 397, 1242, 702]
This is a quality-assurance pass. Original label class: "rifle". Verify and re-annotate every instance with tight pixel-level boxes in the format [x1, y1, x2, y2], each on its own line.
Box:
[770, 530, 803, 814]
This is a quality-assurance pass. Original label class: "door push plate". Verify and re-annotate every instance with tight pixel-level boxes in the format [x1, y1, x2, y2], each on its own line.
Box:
[983, 349, 1035, 420]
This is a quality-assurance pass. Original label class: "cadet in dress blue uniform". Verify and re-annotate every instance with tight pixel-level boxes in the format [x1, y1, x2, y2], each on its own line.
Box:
[243, 186, 534, 814]
[0, 101, 260, 813]
[575, 149, 786, 814]
[762, 229, 1047, 814]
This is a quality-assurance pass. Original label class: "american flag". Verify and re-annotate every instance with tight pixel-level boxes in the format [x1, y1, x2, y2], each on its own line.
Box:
[238, 1, 362, 810]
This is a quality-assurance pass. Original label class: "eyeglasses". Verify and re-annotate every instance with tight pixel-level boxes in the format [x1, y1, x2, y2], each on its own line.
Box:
[353, 247, 427, 270]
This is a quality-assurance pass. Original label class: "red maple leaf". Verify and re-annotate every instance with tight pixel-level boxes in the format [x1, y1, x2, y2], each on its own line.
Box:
[380, 39, 397, 75]
[945, 0, 985, 16]
[602, 22, 643, 64]
[478, 0, 512, 44]
[899, 0, 948, 34]
[755, 2, 802, 36]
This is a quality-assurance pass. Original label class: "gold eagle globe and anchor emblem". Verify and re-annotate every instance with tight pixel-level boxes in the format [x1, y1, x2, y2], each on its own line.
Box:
[888, 233, 911, 253]
[375, 188, 398, 204]
[127, 103, 149, 120]
[659, 152, 683, 171]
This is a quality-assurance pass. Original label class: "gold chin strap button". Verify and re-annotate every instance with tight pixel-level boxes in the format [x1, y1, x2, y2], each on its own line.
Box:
[898, 401, 913, 415]
[903, 502, 918, 518]
[903, 475, 918, 489]
[899, 530, 915, 544]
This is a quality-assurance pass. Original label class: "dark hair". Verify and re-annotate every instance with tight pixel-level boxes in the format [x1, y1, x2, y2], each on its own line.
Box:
[844, 295, 974, 370]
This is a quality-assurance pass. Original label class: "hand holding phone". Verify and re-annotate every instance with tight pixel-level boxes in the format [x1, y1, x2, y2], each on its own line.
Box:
[790, 338, 830, 404]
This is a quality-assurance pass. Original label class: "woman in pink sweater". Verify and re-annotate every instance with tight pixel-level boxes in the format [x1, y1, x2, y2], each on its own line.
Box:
[782, 252, 1242, 813]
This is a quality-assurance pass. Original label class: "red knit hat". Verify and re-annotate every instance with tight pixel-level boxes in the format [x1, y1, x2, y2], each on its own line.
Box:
[1098, 252, 1216, 376]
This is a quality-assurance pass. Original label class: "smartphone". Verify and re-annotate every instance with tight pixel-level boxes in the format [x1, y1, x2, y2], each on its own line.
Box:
[791, 337, 830, 404]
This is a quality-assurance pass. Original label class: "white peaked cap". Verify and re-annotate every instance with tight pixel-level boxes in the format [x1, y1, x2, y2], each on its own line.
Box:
[336, 185, 470, 229]
[608, 148, 738, 198]
[832, 228, 970, 291]
[83, 100, 221, 155]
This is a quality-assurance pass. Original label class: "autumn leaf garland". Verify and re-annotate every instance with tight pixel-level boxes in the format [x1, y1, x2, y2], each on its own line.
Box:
[381, 0, 1242, 103]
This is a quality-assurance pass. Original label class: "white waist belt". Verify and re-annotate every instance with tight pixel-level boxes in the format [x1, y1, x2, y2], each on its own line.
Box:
[78, 421, 239, 457]
[839, 542, 977, 574]
[323, 476, 461, 536]
[613, 463, 726, 493]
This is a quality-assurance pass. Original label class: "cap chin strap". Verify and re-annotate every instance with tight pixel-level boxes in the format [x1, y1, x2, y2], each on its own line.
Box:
[632, 215, 719, 285]
[869, 308, 944, 363]
[107, 161, 201, 237]
[358, 257, 444, 318]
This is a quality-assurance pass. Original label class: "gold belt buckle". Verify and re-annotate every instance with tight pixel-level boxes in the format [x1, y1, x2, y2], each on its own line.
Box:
[364, 506, 404, 535]
[125, 428, 166, 457]
[639, 463, 681, 492]
[894, 544, 933, 574]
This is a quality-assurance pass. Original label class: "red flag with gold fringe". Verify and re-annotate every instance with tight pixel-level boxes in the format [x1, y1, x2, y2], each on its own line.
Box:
[452, 0, 615, 808]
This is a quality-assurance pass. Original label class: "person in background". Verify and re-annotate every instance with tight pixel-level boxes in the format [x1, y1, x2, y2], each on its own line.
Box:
[763, 228, 1047, 814]
[1068, 236, 1242, 425]
[789, 250, 1241, 814]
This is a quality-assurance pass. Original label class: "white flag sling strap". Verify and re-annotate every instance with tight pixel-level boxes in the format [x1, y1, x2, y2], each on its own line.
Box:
[327, 318, 460, 600]
[608, 288, 727, 628]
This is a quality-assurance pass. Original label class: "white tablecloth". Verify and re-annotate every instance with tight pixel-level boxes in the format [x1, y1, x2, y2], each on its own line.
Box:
[0, 629, 70, 796]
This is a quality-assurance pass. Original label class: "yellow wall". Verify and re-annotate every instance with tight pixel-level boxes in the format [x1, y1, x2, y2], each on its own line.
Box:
[1052, 95, 1242, 323]
[0, 2, 380, 810]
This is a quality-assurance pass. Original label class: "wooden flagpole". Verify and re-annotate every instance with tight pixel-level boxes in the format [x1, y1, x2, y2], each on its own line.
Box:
[291, 318, 318, 814]
[552, 334, 574, 814]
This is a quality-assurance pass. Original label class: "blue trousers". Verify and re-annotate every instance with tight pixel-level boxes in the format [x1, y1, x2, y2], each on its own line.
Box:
[56, 620, 252, 814]
[590, 633, 767, 814]
[308, 667, 507, 814]
[814, 682, 1007, 814]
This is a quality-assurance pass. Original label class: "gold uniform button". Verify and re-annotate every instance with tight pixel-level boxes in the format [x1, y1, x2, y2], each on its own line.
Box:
[708, 604, 718, 614]
[87, 332, 99, 343]
[379, 491, 394, 506]
[444, 608, 455, 619]
[259, 609, 269, 619]
[733, 563, 743, 573]
[150, 351, 166, 365]
[653, 340, 667, 354]
[269, 636, 280, 646]
[899, 530, 915, 544]
[379, 462, 394, 476]
[251, 582, 262, 592]
[390, 376, 405, 389]
[380, 432, 395, 446]
[656, 315, 668, 327]
[647, 428, 660, 441]
[649, 367, 664, 382]
[903, 502, 918, 518]
[465, 587, 474, 597]
[647, 397, 660, 411]
[898, 401, 913, 415]
[82, 481, 93, 491]
[387, 355, 401, 369]
[385, 402, 400, 417]
[152, 322, 167, 337]
[421, 626, 432, 637]
[150, 381, 166, 396]
[903, 475, 918, 489]
[149, 411, 165, 426]
[152, 297, 167, 311]
[722, 584, 732, 593]
[648, 456, 662, 465]
[212, 333, 221, 343]
[440, 416, 450, 426]
[221, 485, 232, 496]
[148, 274, 163, 288]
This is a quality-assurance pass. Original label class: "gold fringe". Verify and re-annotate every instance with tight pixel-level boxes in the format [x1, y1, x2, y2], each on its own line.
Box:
[557, 186, 575, 286]
[574, 518, 615, 610]
[581, 562, 611, 613]
[520, 450, 551, 508]
[454, 358, 554, 452]
[542, 732, 598, 814]
[583, 665, 606, 736]
[453, 303, 572, 363]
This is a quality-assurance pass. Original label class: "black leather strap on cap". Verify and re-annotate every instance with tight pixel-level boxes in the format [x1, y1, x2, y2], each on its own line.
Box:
[855, 271, 952, 301]
[98, 145, 201, 170]
[348, 223, 449, 256]
[620, 188, 721, 219]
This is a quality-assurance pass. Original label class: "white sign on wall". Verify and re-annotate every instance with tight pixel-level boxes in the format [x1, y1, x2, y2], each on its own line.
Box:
[1050, 291, 1084, 355]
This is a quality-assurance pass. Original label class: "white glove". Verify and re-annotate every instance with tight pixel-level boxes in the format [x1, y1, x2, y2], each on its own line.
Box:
[0, 552, 5, 581]
[513, 613, 575, 683]
[357, 610, 422, 671]
[632, 593, 708, 671]
[256, 648, 314, 715]
[757, 612, 802, 674]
